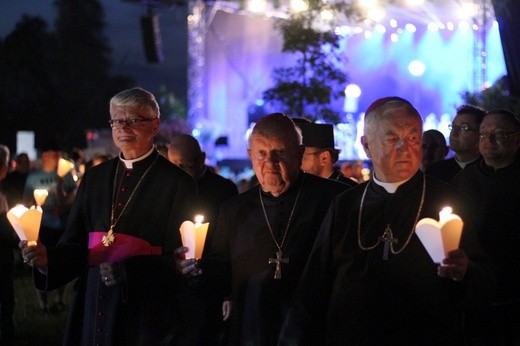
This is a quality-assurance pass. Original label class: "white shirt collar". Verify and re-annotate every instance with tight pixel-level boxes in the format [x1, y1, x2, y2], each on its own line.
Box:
[119, 147, 155, 169]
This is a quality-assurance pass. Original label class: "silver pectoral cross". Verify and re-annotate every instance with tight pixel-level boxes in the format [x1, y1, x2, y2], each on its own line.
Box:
[378, 225, 398, 261]
[269, 251, 289, 279]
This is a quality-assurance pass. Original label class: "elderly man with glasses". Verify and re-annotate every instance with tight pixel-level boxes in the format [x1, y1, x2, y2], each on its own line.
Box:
[453, 109, 520, 345]
[425, 104, 486, 184]
[20, 87, 197, 344]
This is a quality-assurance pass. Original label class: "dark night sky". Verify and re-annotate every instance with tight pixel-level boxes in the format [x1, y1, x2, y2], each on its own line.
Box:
[0, 0, 189, 102]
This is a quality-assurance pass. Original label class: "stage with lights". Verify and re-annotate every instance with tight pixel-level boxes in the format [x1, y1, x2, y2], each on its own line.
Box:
[192, 1, 505, 166]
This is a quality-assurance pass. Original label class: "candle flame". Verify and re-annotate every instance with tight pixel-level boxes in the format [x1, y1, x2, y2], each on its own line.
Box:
[441, 206, 452, 214]
[194, 214, 204, 224]
[439, 206, 453, 220]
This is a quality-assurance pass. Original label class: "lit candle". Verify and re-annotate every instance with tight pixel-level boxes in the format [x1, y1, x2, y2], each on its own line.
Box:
[33, 189, 49, 207]
[6, 204, 43, 246]
[57, 158, 75, 177]
[437, 206, 463, 255]
[415, 206, 463, 263]
[179, 215, 209, 259]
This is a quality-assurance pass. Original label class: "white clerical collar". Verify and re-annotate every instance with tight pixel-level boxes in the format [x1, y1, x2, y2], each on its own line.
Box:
[372, 174, 410, 193]
[455, 156, 479, 169]
[119, 147, 155, 169]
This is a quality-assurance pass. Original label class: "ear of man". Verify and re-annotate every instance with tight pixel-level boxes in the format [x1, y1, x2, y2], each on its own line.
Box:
[361, 136, 372, 158]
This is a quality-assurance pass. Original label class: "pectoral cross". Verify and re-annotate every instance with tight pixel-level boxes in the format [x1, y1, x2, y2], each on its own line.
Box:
[269, 251, 289, 279]
[102, 227, 115, 247]
[378, 225, 398, 261]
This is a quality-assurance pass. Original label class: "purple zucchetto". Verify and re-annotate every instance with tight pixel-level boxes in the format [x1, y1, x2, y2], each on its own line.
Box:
[364, 96, 413, 117]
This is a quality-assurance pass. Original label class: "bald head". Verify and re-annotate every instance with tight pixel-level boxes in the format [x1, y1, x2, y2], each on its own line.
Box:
[422, 129, 449, 170]
[168, 134, 205, 179]
[248, 113, 302, 148]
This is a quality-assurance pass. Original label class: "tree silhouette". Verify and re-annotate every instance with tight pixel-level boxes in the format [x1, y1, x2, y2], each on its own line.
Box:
[0, 0, 135, 151]
[0, 15, 59, 149]
[262, 0, 359, 123]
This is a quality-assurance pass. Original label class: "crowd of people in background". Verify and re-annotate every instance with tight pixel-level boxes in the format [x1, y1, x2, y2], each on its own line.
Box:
[0, 87, 518, 345]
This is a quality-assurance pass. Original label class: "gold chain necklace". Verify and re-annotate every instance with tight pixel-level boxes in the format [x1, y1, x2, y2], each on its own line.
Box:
[357, 174, 426, 259]
[102, 155, 159, 246]
[259, 176, 304, 279]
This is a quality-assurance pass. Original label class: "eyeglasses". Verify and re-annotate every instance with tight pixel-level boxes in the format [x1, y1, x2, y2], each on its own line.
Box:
[479, 130, 519, 141]
[448, 124, 476, 133]
[109, 117, 157, 129]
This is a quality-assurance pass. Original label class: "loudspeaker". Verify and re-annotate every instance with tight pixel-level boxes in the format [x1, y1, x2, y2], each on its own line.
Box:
[140, 14, 164, 63]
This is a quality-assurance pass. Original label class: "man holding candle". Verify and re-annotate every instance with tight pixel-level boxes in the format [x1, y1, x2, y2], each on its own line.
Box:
[168, 133, 238, 345]
[453, 109, 520, 344]
[178, 113, 351, 344]
[20, 88, 197, 344]
[280, 97, 493, 344]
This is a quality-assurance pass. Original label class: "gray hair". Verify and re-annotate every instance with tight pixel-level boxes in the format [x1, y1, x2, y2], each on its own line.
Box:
[364, 99, 422, 137]
[109, 87, 160, 118]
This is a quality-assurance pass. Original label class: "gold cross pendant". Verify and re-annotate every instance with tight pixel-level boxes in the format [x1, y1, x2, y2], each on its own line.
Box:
[102, 227, 115, 247]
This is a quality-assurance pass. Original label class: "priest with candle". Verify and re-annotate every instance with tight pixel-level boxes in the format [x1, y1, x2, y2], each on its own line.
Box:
[20, 88, 197, 344]
[177, 113, 351, 344]
[280, 97, 494, 344]
[168, 133, 239, 345]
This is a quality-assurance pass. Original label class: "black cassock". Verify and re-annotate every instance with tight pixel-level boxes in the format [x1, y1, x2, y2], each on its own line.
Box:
[425, 156, 481, 184]
[33, 151, 197, 345]
[282, 170, 494, 345]
[202, 172, 350, 345]
[177, 168, 238, 345]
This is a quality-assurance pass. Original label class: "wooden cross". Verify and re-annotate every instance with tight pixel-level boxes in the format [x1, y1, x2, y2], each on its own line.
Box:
[378, 225, 398, 261]
[269, 250, 289, 279]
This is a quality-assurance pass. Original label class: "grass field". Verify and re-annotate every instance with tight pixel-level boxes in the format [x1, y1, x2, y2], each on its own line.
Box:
[12, 260, 72, 345]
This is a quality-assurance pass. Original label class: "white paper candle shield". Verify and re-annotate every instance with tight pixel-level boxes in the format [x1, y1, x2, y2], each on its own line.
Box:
[179, 215, 209, 259]
[6, 204, 42, 246]
[57, 158, 75, 177]
[415, 206, 463, 263]
[33, 189, 49, 206]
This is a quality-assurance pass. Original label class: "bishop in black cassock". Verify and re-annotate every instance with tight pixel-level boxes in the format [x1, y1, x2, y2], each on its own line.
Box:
[179, 113, 351, 345]
[204, 172, 349, 345]
[35, 150, 196, 344]
[21, 88, 197, 345]
[282, 171, 493, 344]
[280, 97, 493, 345]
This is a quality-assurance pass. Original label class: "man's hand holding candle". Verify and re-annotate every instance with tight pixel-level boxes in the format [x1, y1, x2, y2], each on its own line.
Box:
[437, 249, 469, 282]
[174, 246, 202, 277]
[19, 240, 48, 274]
